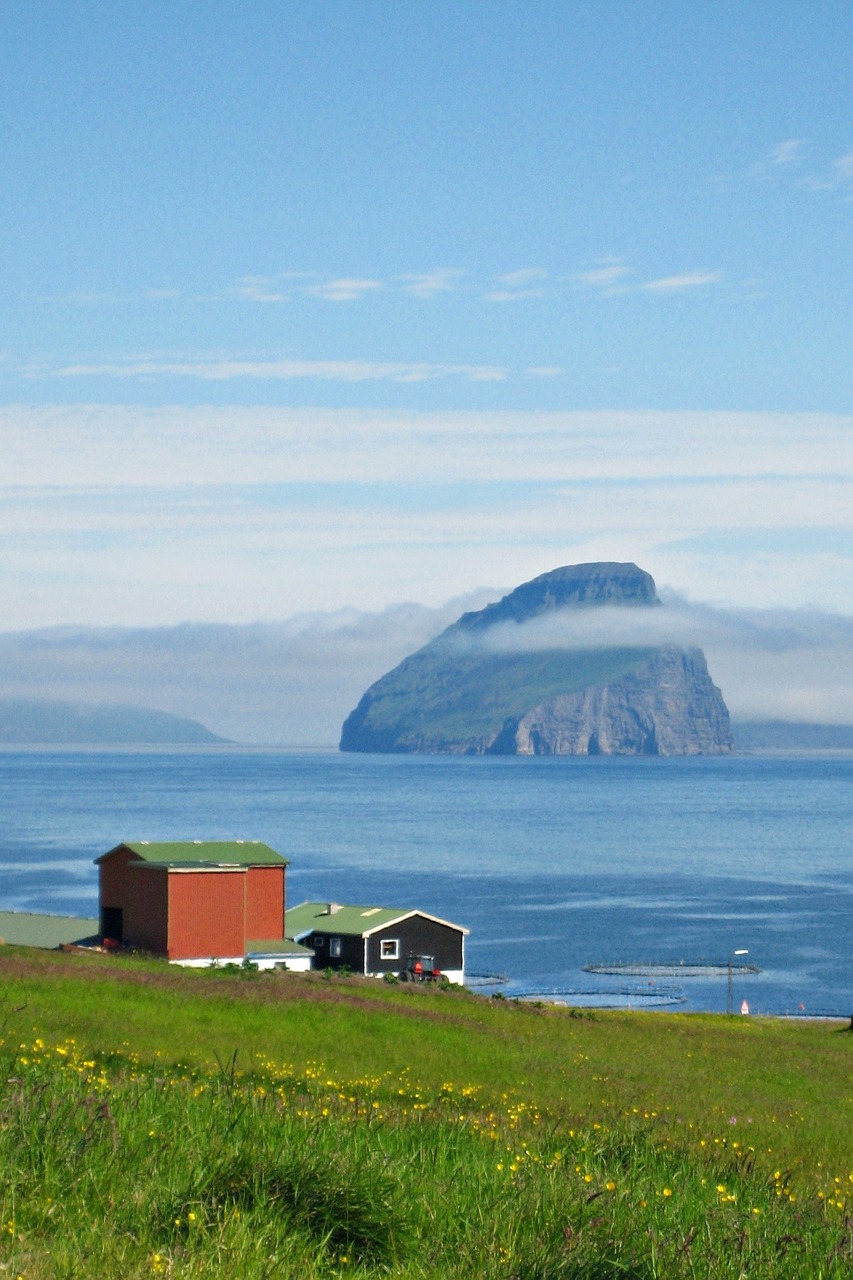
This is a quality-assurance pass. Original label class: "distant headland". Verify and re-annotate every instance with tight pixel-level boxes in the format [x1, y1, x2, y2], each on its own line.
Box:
[0, 699, 225, 746]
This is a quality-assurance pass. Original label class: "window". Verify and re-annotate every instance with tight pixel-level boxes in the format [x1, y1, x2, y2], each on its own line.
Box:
[313, 934, 325, 948]
[380, 938, 399, 960]
[329, 937, 342, 958]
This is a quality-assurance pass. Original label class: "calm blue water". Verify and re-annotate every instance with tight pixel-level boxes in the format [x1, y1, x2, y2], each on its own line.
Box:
[1, 749, 851, 1016]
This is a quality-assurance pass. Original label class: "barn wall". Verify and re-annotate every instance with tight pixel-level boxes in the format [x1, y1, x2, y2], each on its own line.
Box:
[245, 865, 285, 940]
[99, 847, 169, 952]
[123, 866, 169, 954]
[98, 846, 135, 927]
[167, 870, 245, 960]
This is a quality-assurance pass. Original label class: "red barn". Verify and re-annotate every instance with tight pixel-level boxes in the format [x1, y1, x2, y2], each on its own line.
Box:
[96, 841, 292, 964]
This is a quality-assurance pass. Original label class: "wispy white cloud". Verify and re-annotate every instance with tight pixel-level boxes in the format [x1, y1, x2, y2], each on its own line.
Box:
[484, 290, 542, 302]
[310, 277, 382, 302]
[398, 268, 464, 298]
[770, 138, 805, 166]
[525, 366, 562, 378]
[832, 151, 853, 185]
[230, 274, 303, 303]
[484, 267, 547, 302]
[754, 141, 853, 198]
[2, 405, 850, 629]
[5, 406, 850, 488]
[748, 139, 806, 183]
[577, 258, 632, 291]
[641, 270, 721, 293]
[55, 290, 129, 306]
[496, 268, 547, 288]
[578, 260, 720, 296]
[450, 592, 851, 659]
[443, 595, 853, 727]
[800, 146, 853, 193]
[50, 355, 507, 383]
[39, 257, 737, 313]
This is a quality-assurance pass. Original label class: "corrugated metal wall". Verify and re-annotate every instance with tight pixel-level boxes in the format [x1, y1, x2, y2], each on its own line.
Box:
[245, 865, 285, 939]
[99, 851, 288, 961]
[168, 870, 245, 960]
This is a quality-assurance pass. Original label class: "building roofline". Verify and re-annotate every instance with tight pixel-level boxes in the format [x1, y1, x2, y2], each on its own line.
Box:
[128, 862, 251, 873]
[95, 840, 288, 869]
[245, 939, 313, 956]
[286, 900, 469, 938]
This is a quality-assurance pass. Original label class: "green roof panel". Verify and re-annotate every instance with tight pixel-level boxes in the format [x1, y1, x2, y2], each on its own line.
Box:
[246, 938, 313, 957]
[285, 901, 468, 939]
[285, 902, 407, 937]
[97, 841, 288, 867]
[0, 912, 98, 949]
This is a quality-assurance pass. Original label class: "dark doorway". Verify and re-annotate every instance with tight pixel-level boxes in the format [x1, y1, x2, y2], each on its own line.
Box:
[100, 906, 123, 942]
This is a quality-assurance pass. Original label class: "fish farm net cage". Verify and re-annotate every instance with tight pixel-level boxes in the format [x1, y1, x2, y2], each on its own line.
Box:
[583, 961, 760, 978]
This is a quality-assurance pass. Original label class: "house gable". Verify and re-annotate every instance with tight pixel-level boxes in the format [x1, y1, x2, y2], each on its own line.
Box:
[364, 915, 465, 979]
[285, 901, 468, 982]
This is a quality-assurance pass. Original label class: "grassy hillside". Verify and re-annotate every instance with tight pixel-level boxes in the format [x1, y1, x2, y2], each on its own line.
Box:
[343, 646, 655, 749]
[1, 948, 851, 1278]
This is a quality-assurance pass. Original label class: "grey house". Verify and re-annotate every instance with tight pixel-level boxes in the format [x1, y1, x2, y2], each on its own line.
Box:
[285, 901, 468, 984]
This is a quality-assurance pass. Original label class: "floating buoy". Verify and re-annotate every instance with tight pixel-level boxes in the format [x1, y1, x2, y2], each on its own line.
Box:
[740, 1000, 750, 1015]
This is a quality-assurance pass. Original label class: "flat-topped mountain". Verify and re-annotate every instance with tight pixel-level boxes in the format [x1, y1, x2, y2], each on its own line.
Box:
[340, 562, 733, 756]
[453, 561, 660, 631]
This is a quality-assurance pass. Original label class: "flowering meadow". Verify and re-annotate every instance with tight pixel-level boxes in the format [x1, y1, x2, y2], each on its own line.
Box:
[1, 950, 851, 1278]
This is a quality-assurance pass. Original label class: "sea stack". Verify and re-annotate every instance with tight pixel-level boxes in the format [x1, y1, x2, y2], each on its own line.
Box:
[340, 562, 733, 756]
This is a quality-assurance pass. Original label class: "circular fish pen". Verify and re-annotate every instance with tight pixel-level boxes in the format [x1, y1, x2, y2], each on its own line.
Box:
[583, 961, 760, 978]
[465, 971, 510, 989]
[515, 984, 687, 1009]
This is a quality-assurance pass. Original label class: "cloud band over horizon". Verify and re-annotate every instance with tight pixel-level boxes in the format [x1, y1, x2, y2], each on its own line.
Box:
[2, 593, 852, 744]
[1, 404, 851, 636]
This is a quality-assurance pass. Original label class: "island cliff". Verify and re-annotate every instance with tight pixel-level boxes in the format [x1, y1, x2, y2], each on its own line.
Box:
[340, 562, 733, 756]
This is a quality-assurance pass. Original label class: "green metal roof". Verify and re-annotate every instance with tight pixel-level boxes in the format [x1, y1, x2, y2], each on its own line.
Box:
[285, 901, 468, 939]
[246, 938, 313, 957]
[97, 841, 288, 868]
[0, 911, 98, 949]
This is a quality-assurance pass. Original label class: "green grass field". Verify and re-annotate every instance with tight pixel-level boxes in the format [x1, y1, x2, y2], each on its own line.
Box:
[1, 947, 851, 1278]
[344, 646, 655, 747]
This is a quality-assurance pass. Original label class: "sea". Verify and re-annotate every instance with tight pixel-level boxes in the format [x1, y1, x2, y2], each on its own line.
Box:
[1, 748, 851, 1017]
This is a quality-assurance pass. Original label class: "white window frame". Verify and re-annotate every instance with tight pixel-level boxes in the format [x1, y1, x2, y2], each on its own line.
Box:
[380, 938, 399, 960]
[329, 936, 342, 958]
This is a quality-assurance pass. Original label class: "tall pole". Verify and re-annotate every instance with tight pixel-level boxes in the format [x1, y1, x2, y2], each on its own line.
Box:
[727, 948, 748, 1015]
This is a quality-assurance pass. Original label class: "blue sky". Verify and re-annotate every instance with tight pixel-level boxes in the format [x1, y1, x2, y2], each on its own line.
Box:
[1, 2, 852, 636]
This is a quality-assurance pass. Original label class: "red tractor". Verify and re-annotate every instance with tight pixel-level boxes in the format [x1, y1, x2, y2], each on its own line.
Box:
[402, 954, 443, 982]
